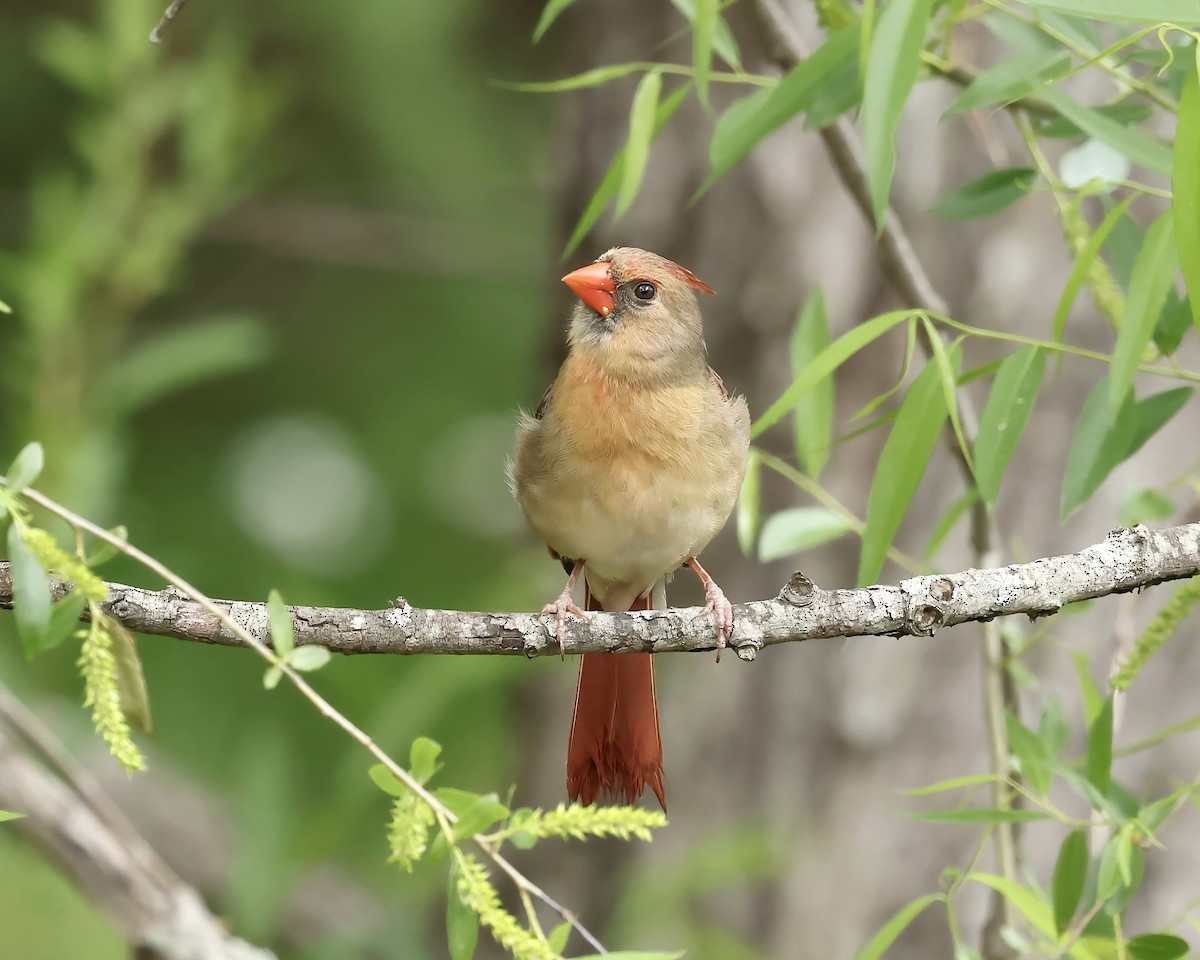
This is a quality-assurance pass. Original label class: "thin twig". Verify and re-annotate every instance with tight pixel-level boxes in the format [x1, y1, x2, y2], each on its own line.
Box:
[149, 0, 193, 43]
[2, 481, 609, 956]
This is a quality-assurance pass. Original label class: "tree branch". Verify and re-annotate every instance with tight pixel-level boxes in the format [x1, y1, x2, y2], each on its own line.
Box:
[149, 0, 193, 43]
[0, 685, 275, 960]
[2, 524, 1197, 659]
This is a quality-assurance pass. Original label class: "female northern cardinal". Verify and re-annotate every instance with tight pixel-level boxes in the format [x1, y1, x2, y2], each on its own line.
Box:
[510, 247, 750, 810]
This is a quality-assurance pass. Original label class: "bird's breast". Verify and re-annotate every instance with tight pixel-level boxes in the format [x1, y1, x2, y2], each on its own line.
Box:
[520, 357, 742, 584]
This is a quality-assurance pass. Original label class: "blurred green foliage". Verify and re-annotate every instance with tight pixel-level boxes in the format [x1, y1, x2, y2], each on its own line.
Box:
[0, 0, 569, 955]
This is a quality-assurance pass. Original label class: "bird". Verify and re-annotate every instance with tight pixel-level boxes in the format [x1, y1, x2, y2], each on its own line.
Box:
[509, 246, 750, 811]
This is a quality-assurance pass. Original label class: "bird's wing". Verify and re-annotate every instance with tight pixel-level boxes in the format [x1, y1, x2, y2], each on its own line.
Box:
[708, 366, 728, 400]
[534, 381, 554, 419]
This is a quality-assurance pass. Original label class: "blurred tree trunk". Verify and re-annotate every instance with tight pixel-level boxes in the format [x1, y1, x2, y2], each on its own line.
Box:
[514, 3, 1200, 958]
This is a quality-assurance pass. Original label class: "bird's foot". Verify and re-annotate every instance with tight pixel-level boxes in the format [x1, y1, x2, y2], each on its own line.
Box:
[542, 590, 589, 659]
[686, 556, 733, 662]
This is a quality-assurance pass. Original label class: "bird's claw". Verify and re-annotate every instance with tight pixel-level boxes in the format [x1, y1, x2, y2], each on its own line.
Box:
[542, 591, 589, 659]
[694, 580, 734, 662]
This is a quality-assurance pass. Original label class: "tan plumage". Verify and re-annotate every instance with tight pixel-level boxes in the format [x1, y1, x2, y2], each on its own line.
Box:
[510, 247, 750, 809]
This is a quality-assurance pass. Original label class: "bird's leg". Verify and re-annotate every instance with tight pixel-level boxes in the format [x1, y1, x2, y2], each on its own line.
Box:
[542, 559, 589, 659]
[685, 557, 733, 663]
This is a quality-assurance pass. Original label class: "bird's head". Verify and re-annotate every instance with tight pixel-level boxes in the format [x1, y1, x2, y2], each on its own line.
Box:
[562, 247, 714, 373]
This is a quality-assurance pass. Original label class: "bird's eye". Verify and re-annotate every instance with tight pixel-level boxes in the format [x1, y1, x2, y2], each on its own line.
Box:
[634, 281, 657, 301]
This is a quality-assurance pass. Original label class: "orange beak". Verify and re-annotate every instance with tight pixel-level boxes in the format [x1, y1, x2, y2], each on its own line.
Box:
[562, 262, 617, 318]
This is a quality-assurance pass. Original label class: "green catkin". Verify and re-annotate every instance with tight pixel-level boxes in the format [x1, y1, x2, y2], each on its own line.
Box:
[78, 613, 145, 772]
[386, 791, 434, 872]
[1061, 201, 1125, 327]
[455, 855, 558, 960]
[1112, 576, 1200, 690]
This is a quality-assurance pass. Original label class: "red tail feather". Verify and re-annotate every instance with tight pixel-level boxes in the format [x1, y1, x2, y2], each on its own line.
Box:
[566, 582, 665, 811]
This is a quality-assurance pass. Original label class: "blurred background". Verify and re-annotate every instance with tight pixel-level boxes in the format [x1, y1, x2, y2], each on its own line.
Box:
[2, 0, 1199, 958]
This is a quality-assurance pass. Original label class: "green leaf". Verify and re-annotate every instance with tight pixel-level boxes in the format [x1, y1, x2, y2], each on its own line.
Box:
[903, 773, 998, 796]
[43, 589, 87, 654]
[852, 320, 918, 421]
[1087, 696, 1114, 798]
[701, 26, 857, 194]
[1060, 375, 1137, 520]
[736, 450, 762, 554]
[500, 63, 646, 93]
[99, 317, 271, 417]
[409, 737, 443, 786]
[565, 85, 690, 255]
[1176, 57, 1200, 335]
[1153, 288, 1193, 356]
[1053, 195, 1136, 345]
[804, 56, 863, 130]
[966, 874, 1056, 943]
[1107, 199, 1146, 289]
[758, 508, 850, 562]
[615, 70, 662, 219]
[1052, 829, 1089, 934]
[692, 0, 716, 107]
[0, 300, 10, 314]
[288, 645, 330, 671]
[1097, 828, 1143, 906]
[0, 810, 23, 822]
[1127, 934, 1190, 960]
[85, 526, 129, 568]
[1040, 102, 1155, 139]
[266, 589, 294, 658]
[909, 808, 1056, 824]
[930, 167, 1036, 220]
[862, 0, 935, 225]
[547, 921, 572, 953]
[5, 442, 45, 495]
[943, 50, 1069, 115]
[1120, 487, 1175, 527]
[109, 620, 152, 733]
[1006, 711, 1053, 796]
[1040, 89, 1173, 176]
[451, 794, 510, 841]
[1128, 387, 1193, 456]
[1039, 694, 1069, 758]
[369, 764, 408, 799]
[8, 525, 51, 657]
[434, 787, 485, 819]
[446, 863, 479, 960]
[920, 324, 972, 474]
[532, 0, 578, 41]
[852, 893, 944, 960]
[1110, 211, 1178, 418]
[754, 310, 914, 438]
[791, 289, 834, 478]
[1105, 841, 1144, 915]
[1073, 652, 1103, 727]
[924, 490, 978, 560]
[1023, 0, 1200, 26]
[858, 350, 956, 586]
[262, 665, 283, 690]
[975, 346, 1045, 505]
[669, 0, 741, 67]
[1141, 785, 1192, 833]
